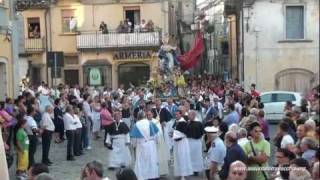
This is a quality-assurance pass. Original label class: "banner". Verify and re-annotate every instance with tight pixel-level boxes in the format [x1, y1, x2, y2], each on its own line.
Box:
[177, 32, 205, 70]
[89, 68, 102, 86]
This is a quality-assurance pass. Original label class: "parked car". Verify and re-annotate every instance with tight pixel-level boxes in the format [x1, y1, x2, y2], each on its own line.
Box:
[260, 91, 302, 121]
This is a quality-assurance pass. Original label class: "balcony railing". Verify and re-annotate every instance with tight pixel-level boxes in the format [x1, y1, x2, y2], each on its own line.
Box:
[24, 38, 45, 52]
[16, 0, 51, 11]
[76, 30, 161, 49]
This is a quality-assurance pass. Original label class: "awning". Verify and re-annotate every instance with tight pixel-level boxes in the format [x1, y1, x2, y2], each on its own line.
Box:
[83, 60, 111, 66]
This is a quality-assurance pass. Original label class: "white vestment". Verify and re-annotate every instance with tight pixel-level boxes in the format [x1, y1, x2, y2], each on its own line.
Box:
[152, 118, 169, 176]
[188, 138, 204, 172]
[106, 134, 131, 168]
[132, 119, 159, 180]
[91, 110, 101, 133]
[173, 119, 193, 177]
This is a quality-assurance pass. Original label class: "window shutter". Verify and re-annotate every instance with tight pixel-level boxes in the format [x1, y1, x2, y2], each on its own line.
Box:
[286, 6, 304, 39]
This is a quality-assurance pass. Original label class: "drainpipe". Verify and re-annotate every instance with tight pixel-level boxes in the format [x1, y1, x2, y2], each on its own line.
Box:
[241, 1, 245, 85]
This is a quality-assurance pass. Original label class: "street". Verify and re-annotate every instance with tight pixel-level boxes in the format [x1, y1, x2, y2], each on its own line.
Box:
[9, 123, 278, 180]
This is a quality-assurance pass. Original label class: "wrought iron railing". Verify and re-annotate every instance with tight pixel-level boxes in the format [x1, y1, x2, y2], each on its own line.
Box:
[76, 29, 161, 49]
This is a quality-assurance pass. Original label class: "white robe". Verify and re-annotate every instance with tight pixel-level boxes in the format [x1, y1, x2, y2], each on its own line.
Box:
[132, 119, 159, 180]
[0, 128, 9, 180]
[173, 119, 193, 177]
[188, 138, 204, 172]
[152, 118, 169, 176]
[106, 134, 131, 168]
[92, 110, 101, 133]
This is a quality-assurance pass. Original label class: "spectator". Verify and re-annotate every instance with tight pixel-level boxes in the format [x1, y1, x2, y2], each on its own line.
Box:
[300, 137, 317, 164]
[237, 128, 249, 148]
[35, 173, 56, 180]
[99, 21, 108, 34]
[275, 122, 295, 150]
[223, 103, 240, 127]
[28, 163, 49, 180]
[81, 160, 110, 180]
[294, 124, 307, 155]
[257, 110, 269, 141]
[227, 160, 247, 180]
[220, 131, 247, 179]
[242, 122, 270, 180]
[14, 114, 29, 178]
[116, 168, 138, 180]
[289, 158, 312, 180]
[140, 19, 147, 32]
[40, 105, 55, 166]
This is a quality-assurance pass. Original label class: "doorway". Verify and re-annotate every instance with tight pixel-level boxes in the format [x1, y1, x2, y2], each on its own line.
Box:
[64, 69, 79, 86]
[124, 7, 140, 31]
[118, 63, 149, 89]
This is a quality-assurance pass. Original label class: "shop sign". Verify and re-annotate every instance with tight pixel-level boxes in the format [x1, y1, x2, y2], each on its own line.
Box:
[113, 50, 152, 60]
[89, 68, 102, 86]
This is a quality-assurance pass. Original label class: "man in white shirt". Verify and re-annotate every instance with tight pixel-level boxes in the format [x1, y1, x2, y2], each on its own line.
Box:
[63, 105, 78, 161]
[40, 105, 55, 166]
[279, 122, 294, 149]
[237, 128, 249, 149]
[69, 17, 77, 32]
[74, 108, 83, 156]
[25, 106, 39, 167]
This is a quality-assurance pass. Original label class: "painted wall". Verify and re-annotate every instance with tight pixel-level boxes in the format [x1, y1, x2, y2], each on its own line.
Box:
[242, 0, 319, 92]
[0, 0, 13, 98]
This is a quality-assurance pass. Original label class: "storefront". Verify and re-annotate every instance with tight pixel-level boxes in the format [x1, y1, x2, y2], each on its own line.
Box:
[83, 60, 112, 88]
[118, 63, 150, 89]
[114, 50, 155, 89]
[80, 49, 157, 89]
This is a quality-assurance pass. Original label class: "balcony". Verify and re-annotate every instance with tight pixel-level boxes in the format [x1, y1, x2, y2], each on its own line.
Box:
[76, 30, 161, 50]
[16, 0, 51, 11]
[23, 38, 45, 53]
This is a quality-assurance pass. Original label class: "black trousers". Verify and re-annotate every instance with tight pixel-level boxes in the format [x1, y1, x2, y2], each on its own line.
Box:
[42, 130, 53, 163]
[28, 134, 38, 167]
[73, 128, 82, 155]
[66, 130, 75, 159]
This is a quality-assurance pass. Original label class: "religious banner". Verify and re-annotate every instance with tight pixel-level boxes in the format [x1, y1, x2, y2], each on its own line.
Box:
[89, 68, 102, 86]
[177, 32, 205, 70]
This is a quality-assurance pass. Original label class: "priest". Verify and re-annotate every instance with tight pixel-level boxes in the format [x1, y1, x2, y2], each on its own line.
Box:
[146, 109, 169, 177]
[130, 110, 160, 180]
[105, 109, 131, 169]
[187, 110, 204, 176]
[173, 110, 193, 179]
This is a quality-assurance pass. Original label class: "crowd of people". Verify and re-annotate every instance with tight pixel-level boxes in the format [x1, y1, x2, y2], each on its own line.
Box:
[0, 76, 319, 180]
[98, 19, 156, 34]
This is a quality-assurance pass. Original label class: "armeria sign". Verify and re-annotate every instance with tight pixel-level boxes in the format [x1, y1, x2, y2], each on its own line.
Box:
[113, 50, 152, 60]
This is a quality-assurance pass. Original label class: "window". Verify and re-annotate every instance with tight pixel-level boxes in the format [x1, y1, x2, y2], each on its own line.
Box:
[27, 17, 41, 38]
[275, 93, 296, 102]
[62, 9, 77, 33]
[286, 6, 304, 39]
[260, 94, 273, 103]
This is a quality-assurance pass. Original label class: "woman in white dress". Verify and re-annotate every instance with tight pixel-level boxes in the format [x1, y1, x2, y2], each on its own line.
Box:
[91, 96, 102, 140]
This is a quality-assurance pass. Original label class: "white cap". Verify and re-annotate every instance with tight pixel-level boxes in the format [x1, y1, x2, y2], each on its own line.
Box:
[204, 126, 219, 133]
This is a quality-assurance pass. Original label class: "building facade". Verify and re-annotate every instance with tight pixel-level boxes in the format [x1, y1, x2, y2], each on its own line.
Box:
[197, 0, 229, 78]
[226, 0, 319, 93]
[0, 0, 25, 100]
[18, 0, 171, 89]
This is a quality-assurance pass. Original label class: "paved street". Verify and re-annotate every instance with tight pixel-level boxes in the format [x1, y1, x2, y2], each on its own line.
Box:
[9, 123, 278, 180]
